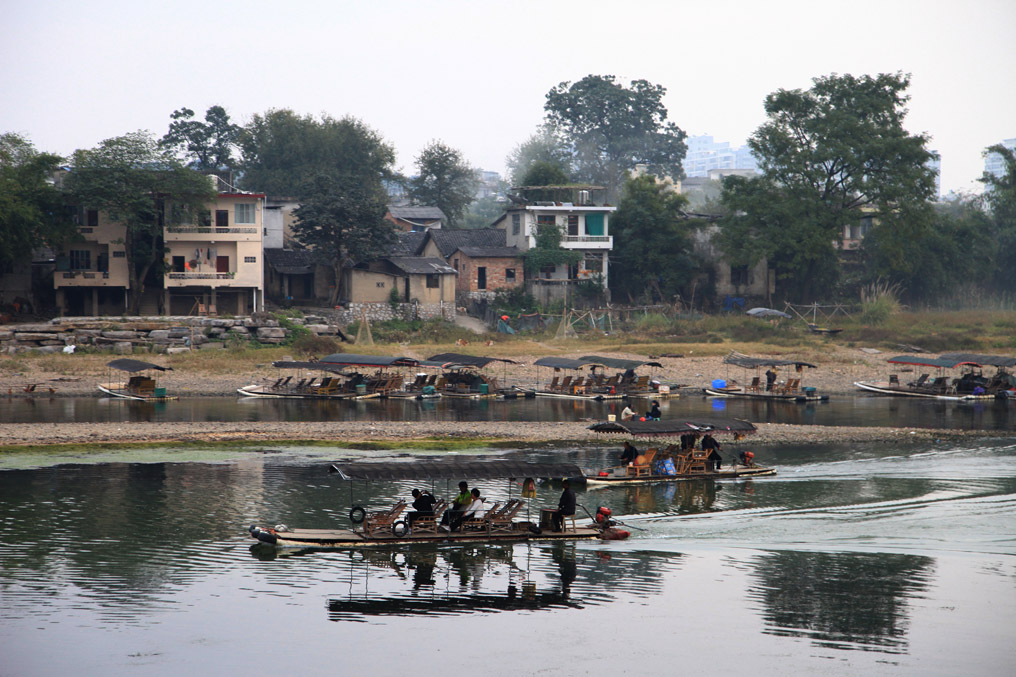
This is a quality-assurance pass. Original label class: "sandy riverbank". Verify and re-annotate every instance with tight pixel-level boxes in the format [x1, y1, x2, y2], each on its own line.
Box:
[0, 419, 999, 449]
[1, 343, 889, 398]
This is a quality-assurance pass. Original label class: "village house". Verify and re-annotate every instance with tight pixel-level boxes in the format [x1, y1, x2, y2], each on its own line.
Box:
[491, 185, 614, 305]
[385, 205, 445, 232]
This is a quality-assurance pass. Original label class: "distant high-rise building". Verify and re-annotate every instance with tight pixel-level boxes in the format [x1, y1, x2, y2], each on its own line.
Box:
[683, 135, 758, 177]
[927, 151, 941, 199]
[984, 139, 1016, 180]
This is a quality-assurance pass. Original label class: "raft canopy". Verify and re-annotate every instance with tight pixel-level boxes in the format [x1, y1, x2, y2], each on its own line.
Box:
[533, 357, 605, 370]
[271, 361, 349, 374]
[723, 350, 816, 370]
[589, 418, 757, 436]
[106, 358, 172, 372]
[328, 459, 584, 481]
[426, 353, 521, 368]
[319, 353, 419, 368]
[937, 353, 1016, 368]
[886, 355, 972, 369]
[578, 356, 663, 370]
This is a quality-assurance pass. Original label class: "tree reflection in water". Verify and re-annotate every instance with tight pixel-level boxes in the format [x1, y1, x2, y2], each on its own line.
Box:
[748, 550, 935, 653]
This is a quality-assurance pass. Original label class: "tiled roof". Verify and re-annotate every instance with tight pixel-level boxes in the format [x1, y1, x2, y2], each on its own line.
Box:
[427, 228, 506, 258]
[264, 248, 329, 274]
[388, 206, 446, 221]
[390, 231, 428, 256]
[384, 257, 457, 275]
[455, 246, 520, 258]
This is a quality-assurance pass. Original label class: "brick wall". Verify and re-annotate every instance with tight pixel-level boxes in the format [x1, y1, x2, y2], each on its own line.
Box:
[453, 255, 522, 293]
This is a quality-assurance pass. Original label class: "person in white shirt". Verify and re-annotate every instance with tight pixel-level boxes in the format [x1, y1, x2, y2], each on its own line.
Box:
[449, 488, 485, 531]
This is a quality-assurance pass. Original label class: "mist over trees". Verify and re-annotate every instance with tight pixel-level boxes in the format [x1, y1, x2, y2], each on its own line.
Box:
[543, 75, 688, 199]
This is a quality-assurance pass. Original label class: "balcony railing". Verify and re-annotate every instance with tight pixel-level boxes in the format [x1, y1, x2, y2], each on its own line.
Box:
[564, 235, 611, 243]
[168, 272, 235, 280]
[166, 226, 258, 234]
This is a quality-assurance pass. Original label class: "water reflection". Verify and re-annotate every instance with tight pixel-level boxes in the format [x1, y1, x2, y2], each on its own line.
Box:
[2, 392, 1014, 429]
[319, 542, 680, 621]
[747, 550, 934, 653]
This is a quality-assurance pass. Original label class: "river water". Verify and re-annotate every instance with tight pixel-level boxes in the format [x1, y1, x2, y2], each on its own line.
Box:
[2, 393, 1015, 429]
[1, 439, 1013, 675]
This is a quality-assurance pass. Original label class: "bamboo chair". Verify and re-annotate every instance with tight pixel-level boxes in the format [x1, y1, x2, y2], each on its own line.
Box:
[487, 499, 525, 533]
[548, 376, 560, 391]
[627, 449, 658, 477]
[364, 500, 408, 537]
[411, 501, 447, 534]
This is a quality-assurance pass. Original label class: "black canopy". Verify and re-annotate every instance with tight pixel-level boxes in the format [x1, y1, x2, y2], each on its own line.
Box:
[427, 353, 520, 367]
[328, 460, 583, 481]
[107, 359, 172, 372]
[578, 356, 663, 370]
[723, 351, 816, 370]
[319, 353, 419, 368]
[589, 418, 757, 436]
[533, 357, 604, 370]
[272, 361, 349, 375]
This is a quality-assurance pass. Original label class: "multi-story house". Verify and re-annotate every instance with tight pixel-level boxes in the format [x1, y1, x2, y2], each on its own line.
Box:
[53, 206, 131, 316]
[491, 185, 615, 303]
[163, 187, 266, 315]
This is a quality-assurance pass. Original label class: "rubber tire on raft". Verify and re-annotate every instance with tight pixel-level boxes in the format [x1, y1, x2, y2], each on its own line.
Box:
[392, 520, 408, 537]
[349, 506, 366, 524]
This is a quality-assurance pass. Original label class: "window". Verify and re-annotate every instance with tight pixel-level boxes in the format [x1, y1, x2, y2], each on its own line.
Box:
[215, 210, 229, 228]
[69, 250, 91, 270]
[505, 268, 516, 281]
[244, 256, 257, 263]
[86, 209, 98, 227]
[453, 258, 459, 271]
[172, 256, 185, 273]
[376, 281, 385, 288]
[537, 214, 555, 227]
[567, 214, 579, 236]
[477, 267, 487, 290]
[113, 250, 126, 258]
[235, 203, 256, 224]
[511, 213, 521, 236]
[426, 274, 439, 288]
[730, 265, 750, 286]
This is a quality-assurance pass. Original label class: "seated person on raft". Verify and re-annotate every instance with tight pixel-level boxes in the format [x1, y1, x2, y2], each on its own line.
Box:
[446, 488, 485, 531]
[407, 488, 436, 530]
[551, 479, 576, 532]
[441, 481, 472, 528]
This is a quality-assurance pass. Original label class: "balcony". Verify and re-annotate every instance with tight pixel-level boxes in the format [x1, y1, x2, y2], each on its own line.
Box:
[562, 235, 613, 249]
[168, 272, 235, 280]
[55, 270, 120, 288]
[165, 226, 260, 242]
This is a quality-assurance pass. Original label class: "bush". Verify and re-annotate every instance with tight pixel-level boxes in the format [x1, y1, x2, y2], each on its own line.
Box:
[291, 333, 339, 356]
[860, 279, 902, 326]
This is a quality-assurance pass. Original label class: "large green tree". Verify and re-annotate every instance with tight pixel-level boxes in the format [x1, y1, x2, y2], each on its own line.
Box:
[610, 175, 700, 303]
[66, 131, 215, 313]
[544, 75, 687, 199]
[239, 110, 395, 196]
[159, 105, 241, 172]
[408, 141, 478, 229]
[292, 173, 396, 305]
[717, 72, 936, 301]
[0, 133, 75, 271]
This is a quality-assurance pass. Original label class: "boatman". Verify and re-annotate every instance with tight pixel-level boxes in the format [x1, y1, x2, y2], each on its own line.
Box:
[621, 441, 639, 465]
[551, 479, 576, 532]
[702, 434, 722, 470]
[407, 489, 436, 531]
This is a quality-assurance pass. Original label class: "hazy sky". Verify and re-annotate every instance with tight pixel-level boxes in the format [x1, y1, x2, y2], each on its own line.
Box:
[3, 0, 1014, 195]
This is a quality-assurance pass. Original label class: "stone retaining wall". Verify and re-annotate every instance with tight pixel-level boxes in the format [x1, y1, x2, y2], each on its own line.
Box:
[332, 302, 455, 325]
[0, 314, 347, 354]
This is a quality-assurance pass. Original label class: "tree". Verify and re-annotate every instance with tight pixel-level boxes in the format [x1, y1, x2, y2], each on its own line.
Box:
[505, 126, 572, 186]
[239, 110, 395, 196]
[0, 133, 75, 271]
[523, 221, 581, 275]
[159, 105, 241, 171]
[520, 161, 569, 188]
[717, 72, 936, 301]
[544, 75, 687, 199]
[408, 141, 479, 229]
[980, 144, 1016, 294]
[610, 175, 700, 303]
[66, 131, 216, 314]
[292, 173, 396, 305]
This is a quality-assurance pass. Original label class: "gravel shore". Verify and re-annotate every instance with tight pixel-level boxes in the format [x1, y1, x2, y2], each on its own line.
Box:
[0, 420, 994, 449]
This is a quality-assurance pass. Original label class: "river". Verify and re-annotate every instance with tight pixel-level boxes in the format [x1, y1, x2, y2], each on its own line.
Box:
[2, 393, 1015, 430]
[1, 438, 1013, 675]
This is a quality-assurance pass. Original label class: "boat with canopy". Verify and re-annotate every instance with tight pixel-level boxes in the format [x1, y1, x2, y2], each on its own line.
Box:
[248, 459, 629, 549]
[529, 357, 627, 400]
[854, 353, 1016, 400]
[97, 358, 176, 401]
[702, 351, 828, 402]
[582, 418, 776, 485]
[425, 352, 523, 398]
[237, 354, 419, 399]
[577, 355, 680, 398]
